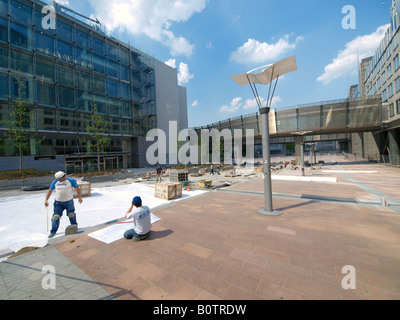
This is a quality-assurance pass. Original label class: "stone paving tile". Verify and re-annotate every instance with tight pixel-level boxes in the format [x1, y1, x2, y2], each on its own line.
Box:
[3, 160, 400, 300]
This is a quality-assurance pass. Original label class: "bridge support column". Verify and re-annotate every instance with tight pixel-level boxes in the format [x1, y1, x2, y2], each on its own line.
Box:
[388, 129, 400, 166]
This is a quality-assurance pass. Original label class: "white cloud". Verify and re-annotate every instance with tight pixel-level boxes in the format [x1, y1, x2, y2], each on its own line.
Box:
[54, 0, 70, 5]
[230, 34, 303, 65]
[191, 100, 199, 107]
[242, 96, 282, 110]
[219, 97, 243, 113]
[178, 62, 194, 85]
[164, 59, 194, 86]
[220, 96, 282, 113]
[317, 24, 390, 85]
[165, 58, 177, 69]
[87, 0, 207, 57]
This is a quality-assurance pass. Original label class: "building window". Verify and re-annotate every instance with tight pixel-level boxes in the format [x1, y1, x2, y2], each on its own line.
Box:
[120, 48, 129, 65]
[10, 20, 31, 49]
[106, 42, 119, 61]
[56, 20, 72, 42]
[58, 64, 74, 87]
[0, 16, 7, 43]
[395, 76, 400, 93]
[59, 86, 75, 109]
[0, 0, 6, 16]
[75, 47, 92, 69]
[75, 28, 90, 48]
[11, 50, 33, 74]
[0, 46, 8, 69]
[93, 53, 105, 74]
[108, 98, 120, 116]
[389, 103, 395, 117]
[396, 99, 400, 114]
[388, 83, 394, 98]
[92, 94, 107, 114]
[120, 82, 130, 100]
[120, 66, 129, 82]
[382, 89, 388, 102]
[394, 54, 400, 71]
[56, 39, 73, 63]
[382, 71, 386, 84]
[121, 101, 132, 118]
[107, 59, 119, 78]
[387, 63, 393, 78]
[77, 69, 91, 91]
[10, 0, 32, 25]
[36, 81, 55, 106]
[36, 31, 54, 56]
[36, 57, 55, 82]
[77, 90, 92, 112]
[0, 73, 8, 100]
[93, 75, 106, 94]
[92, 36, 105, 55]
[106, 78, 119, 98]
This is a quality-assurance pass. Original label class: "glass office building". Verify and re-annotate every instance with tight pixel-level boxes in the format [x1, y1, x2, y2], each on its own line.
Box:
[0, 0, 185, 171]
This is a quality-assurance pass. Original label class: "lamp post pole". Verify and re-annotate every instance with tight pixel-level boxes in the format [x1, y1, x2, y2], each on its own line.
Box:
[258, 107, 281, 216]
[231, 56, 297, 217]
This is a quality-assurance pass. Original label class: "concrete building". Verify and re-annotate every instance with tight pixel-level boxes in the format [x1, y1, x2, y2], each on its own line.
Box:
[355, 0, 400, 165]
[0, 0, 187, 172]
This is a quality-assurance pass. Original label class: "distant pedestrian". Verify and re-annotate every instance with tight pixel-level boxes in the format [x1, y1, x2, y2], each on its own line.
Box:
[210, 165, 214, 175]
[156, 165, 163, 183]
[124, 196, 151, 242]
[44, 171, 83, 238]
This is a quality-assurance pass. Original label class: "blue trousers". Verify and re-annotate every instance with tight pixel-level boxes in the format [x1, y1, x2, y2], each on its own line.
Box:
[51, 200, 77, 233]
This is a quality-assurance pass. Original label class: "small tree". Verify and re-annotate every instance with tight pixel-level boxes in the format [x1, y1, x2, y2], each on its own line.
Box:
[1, 77, 38, 175]
[82, 103, 111, 172]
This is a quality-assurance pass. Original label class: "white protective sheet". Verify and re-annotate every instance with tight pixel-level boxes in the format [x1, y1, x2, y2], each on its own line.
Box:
[88, 214, 161, 244]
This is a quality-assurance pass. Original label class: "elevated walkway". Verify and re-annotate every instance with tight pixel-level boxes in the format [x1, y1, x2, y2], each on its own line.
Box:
[193, 97, 383, 143]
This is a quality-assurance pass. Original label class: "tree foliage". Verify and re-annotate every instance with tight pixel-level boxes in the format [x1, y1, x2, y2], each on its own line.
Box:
[81, 103, 111, 172]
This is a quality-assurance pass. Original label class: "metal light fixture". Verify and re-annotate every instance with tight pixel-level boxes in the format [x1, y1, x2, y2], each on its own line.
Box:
[231, 56, 298, 216]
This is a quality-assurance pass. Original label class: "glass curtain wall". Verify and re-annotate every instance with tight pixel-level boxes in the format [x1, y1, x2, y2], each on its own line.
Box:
[0, 0, 157, 157]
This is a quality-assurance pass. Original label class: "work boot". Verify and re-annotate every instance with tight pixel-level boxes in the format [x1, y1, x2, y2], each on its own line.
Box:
[132, 231, 151, 242]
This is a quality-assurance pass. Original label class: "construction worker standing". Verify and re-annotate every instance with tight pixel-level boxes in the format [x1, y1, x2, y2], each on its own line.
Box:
[44, 171, 83, 238]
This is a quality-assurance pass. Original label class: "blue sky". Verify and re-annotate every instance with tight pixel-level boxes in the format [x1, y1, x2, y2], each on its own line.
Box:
[54, 0, 391, 127]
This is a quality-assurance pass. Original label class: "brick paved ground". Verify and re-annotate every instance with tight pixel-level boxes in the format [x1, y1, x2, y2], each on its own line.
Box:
[2, 158, 400, 300]
[53, 160, 400, 300]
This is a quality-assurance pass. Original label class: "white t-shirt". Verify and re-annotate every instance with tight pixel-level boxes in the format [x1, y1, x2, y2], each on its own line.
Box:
[127, 206, 152, 235]
[50, 177, 78, 202]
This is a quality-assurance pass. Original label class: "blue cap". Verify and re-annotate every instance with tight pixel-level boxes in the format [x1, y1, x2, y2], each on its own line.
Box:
[132, 196, 142, 206]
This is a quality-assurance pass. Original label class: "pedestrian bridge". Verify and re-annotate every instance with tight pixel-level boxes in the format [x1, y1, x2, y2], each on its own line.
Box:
[192, 97, 385, 144]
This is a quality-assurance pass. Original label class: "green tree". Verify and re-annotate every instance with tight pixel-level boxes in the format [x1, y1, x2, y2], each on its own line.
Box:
[82, 103, 111, 172]
[1, 77, 38, 175]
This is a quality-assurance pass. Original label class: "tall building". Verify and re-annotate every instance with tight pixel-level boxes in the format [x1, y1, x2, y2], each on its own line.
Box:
[0, 0, 188, 172]
[354, 0, 400, 165]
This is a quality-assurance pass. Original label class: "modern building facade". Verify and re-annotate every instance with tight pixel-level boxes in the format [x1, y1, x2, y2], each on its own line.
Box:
[355, 0, 400, 165]
[0, 0, 187, 172]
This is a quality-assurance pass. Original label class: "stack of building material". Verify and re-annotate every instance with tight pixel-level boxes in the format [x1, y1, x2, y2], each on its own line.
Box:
[154, 182, 183, 200]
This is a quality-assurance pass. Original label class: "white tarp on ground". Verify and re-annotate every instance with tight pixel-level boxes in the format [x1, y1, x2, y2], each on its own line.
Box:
[87, 214, 161, 244]
[0, 183, 205, 257]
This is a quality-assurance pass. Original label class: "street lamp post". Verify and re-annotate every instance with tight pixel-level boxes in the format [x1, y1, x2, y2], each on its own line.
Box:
[231, 56, 298, 216]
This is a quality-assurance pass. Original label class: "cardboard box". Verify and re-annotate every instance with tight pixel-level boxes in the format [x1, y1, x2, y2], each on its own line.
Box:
[155, 182, 182, 200]
[198, 180, 212, 188]
[73, 181, 91, 198]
